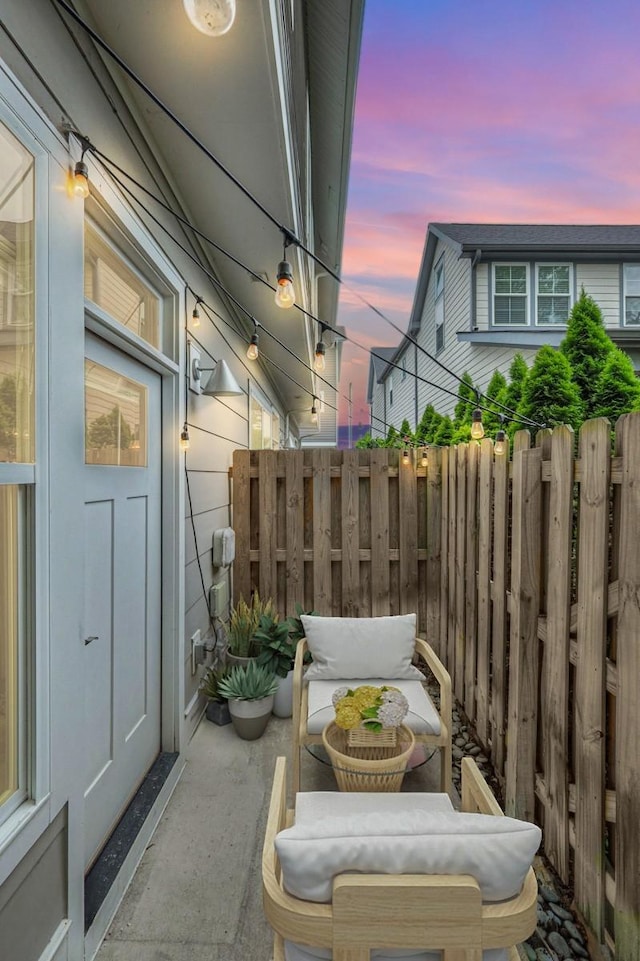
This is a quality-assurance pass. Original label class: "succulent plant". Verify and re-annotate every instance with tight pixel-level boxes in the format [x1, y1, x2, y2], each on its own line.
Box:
[216, 660, 279, 701]
[199, 664, 230, 701]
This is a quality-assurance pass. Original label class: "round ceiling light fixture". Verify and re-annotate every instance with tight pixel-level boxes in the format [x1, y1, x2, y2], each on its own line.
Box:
[183, 0, 236, 36]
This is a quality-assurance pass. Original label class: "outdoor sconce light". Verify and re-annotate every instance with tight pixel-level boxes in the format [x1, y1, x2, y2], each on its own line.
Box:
[193, 358, 243, 396]
[183, 0, 236, 36]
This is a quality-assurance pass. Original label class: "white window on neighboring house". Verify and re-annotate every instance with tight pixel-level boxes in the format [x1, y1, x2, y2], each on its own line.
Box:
[536, 264, 571, 324]
[388, 375, 394, 408]
[435, 255, 445, 352]
[401, 360, 406, 381]
[0, 118, 35, 826]
[493, 264, 528, 325]
[623, 264, 640, 325]
[271, 412, 280, 449]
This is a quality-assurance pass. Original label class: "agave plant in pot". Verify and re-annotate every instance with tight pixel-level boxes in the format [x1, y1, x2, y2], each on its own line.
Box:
[216, 661, 279, 740]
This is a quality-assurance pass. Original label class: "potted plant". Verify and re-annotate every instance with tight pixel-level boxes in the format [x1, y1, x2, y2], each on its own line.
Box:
[200, 664, 231, 725]
[255, 614, 298, 717]
[255, 605, 319, 717]
[216, 661, 279, 740]
[225, 591, 276, 668]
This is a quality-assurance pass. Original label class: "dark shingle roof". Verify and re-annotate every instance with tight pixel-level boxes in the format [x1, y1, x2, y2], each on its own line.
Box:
[432, 223, 640, 250]
[370, 347, 395, 381]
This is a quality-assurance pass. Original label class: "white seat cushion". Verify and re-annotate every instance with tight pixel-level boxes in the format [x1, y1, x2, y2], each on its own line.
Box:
[306, 679, 441, 736]
[301, 614, 424, 681]
[275, 808, 541, 904]
[284, 942, 508, 961]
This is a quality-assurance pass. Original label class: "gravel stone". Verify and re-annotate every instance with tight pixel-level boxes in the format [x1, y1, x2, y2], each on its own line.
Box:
[548, 931, 572, 958]
[569, 938, 589, 958]
[535, 948, 554, 961]
[549, 904, 573, 922]
[468, 745, 482, 756]
[539, 884, 561, 904]
[523, 941, 537, 961]
[454, 736, 466, 748]
[563, 921, 583, 944]
[452, 746, 464, 760]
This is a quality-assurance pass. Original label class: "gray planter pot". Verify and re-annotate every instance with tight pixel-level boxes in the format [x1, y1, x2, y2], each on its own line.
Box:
[225, 652, 258, 671]
[205, 699, 231, 726]
[228, 694, 275, 740]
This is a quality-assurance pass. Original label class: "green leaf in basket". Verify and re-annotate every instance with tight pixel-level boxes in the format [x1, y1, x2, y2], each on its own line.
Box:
[361, 707, 379, 719]
[362, 719, 383, 732]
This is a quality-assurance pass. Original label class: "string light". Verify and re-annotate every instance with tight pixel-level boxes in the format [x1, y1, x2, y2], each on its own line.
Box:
[421, 448, 428, 467]
[71, 135, 91, 199]
[310, 399, 318, 425]
[180, 423, 190, 451]
[192, 298, 201, 328]
[471, 398, 485, 440]
[314, 339, 326, 373]
[275, 233, 295, 309]
[494, 416, 507, 456]
[247, 322, 259, 360]
[183, 0, 236, 36]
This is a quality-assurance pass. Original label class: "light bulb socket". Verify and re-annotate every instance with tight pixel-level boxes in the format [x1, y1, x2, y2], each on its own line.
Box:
[472, 407, 482, 423]
[192, 305, 200, 320]
[276, 260, 293, 284]
[74, 160, 88, 180]
[494, 429, 507, 455]
[315, 341, 326, 358]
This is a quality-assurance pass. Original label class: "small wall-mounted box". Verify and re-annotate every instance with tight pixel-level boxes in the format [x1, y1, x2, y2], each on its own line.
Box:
[212, 527, 235, 568]
[209, 579, 229, 619]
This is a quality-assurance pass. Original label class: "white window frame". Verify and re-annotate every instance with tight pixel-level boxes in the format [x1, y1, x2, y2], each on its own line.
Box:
[492, 263, 529, 326]
[535, 263, 572, 326]
[434, 255, 445, 353]
[388, 375, 394, 408]
[0, 86, 51, 849]
[623, 263, 640, 327]
[249, 384, 277, 449]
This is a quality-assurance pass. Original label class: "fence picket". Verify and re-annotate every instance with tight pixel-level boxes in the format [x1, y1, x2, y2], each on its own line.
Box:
[491, 436, 509, 777]
[370, 449, 391, 615]
[506, 445, 542, 822]
[341, 449, 360, 616]
[447, 447, 457, 674]
[455, 445, 467, 703]
[464, 441, 479, 720]
[232, 449, 251, 604]
[285, 449, 304, 613]
[439, 447, 450, 659]
[574, 419, 611, 939]
[475, 438, 493, 744]
[615, 413, 640, 961]
[259, 450, 278, 600]
[426, 447, 442, 652]
[312, 448, 332, 613]
[399, 449, 419, 613]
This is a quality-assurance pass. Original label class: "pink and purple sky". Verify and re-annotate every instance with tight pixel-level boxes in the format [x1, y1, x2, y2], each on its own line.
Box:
[336, 0, 640, 429]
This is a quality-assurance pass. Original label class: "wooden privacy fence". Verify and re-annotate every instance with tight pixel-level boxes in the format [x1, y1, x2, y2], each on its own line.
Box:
[439, 413, 639, 961]
[230, 414, 640, 961]
[231, 447, 441, 632]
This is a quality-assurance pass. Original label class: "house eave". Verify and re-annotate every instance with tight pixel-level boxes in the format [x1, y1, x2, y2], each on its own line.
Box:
[456, 329, 565, 349]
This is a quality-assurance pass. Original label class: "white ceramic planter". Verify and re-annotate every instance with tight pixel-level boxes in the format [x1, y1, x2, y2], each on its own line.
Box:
[272, 670, 293, 718]
[228, 694, 275, 740]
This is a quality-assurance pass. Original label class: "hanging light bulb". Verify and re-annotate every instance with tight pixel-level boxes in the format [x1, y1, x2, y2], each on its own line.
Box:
[471, 407, 485, 440]
[180, 424, 190, 451]
[192, 300, 201, 328]
[72, 159, 90, 199]
[421, 448, 428, 467]
[494, 428, 507, 456]
[275, 259, 295, 309]
[314, 340, 326, 373]
[402, 448, 410, 466]
[310, 400, 318, 425]
[247, 331, 259, 361]
[183, 0, 236, 36]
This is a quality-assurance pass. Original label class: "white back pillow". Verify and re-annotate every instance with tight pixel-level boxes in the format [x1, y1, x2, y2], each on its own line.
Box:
[301, 613, 423, 681]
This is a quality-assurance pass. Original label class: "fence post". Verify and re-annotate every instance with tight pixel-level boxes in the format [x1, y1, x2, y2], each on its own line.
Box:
[505, 445, 542, 821]
[615, 412, 640, 961]
[541, 425, 573, 883]
[464, 441, 479, 721]
[574, 418, 610, 940]
[455, 445, 467, 703]
[232, 449, 251, 604]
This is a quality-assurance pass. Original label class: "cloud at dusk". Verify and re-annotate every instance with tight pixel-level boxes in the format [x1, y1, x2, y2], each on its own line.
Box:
[337, 0, 640, 427]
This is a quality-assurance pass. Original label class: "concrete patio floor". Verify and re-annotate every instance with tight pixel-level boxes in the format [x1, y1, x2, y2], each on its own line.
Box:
[94, 712, 448, 961]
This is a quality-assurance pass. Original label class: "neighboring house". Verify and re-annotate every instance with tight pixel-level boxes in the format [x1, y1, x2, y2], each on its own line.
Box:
[0, 2, 363, 960]
[369, 223, 640, 435]
[367, 346, 396, 437]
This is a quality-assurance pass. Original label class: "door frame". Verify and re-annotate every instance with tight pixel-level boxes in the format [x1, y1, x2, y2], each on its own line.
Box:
[84, 188, 185, 760]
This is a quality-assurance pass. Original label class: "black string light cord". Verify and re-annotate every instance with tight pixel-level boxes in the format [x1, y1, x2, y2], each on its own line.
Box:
[52, 0, 544, 429]
[86, 147, 537, 433]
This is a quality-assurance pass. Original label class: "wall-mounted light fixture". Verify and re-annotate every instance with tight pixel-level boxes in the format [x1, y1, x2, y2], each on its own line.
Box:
[183, 0, 236, 36]
[192, 357, 243, 396]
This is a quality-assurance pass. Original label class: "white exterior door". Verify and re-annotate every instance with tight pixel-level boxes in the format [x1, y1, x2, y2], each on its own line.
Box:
[83, 333, 162, 868]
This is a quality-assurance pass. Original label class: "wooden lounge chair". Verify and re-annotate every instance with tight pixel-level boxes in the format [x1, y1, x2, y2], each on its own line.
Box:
[263, 756, 540, 961]
[291, 614, 452, 795]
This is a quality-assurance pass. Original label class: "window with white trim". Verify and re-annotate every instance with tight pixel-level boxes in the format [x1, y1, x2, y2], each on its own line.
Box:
[249, 387, 277, 449]
[0, 118, 34, 824]
[388, 375, 394, 408]
[536, 264, 571, 325]
[493, 264, 528, 325]
[623, 264, 640, 326]
[434, 255, 445, 352]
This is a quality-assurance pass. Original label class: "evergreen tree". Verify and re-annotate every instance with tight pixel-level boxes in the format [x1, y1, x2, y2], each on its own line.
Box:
[426, 411, 444, 444]
[400, 418, 414, 444]
[516, 345, 583, 432]
[386, 425, 398, 447]
[453, 372, 476, 426]
[451, 423, 472, 444]
[416, 404, 437, 444]
[433, 415, 454, 446]
[483, 369, 508, 434]
[502, 353, 529, 421]
[591, 348, 640, 422]
[560, 289, 614, 416]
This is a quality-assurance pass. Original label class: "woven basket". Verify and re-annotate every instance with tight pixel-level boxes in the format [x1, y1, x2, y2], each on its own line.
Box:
[322, 722, 415, 792]
[347, 726, 397, 748]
